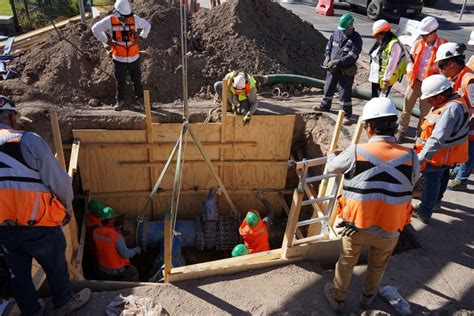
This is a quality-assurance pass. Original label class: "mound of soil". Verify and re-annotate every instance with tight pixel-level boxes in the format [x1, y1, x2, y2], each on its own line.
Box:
[1, 0, 327, 105]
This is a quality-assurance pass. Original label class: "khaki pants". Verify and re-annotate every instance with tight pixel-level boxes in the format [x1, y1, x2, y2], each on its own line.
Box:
[333, 230, 399, 301]
[399, 79, 431, 134]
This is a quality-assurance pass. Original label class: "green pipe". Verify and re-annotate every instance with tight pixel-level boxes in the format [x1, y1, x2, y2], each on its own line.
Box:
[265, 74, 420, 117]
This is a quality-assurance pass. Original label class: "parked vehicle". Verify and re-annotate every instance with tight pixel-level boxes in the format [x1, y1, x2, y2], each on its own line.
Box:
[339, 0, 424, 20]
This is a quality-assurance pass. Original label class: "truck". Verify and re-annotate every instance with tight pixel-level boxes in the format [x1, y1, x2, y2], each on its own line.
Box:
[339, 0, 424, 20]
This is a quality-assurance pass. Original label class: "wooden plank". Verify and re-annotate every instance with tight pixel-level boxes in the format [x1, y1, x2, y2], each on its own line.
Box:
[164, 213, 172, 283]
[277, 194, 304, 239]
[76, 191, 91, 265]
[68, 140, 81, 178]
[50, 111, 66, 170]
[281, 190, 304, 259]
[119, 160, 287, 167]
[144, 90, 156, 217]
[219, 80, 228, 198]
[305, 184, 327, 237]
[79, 141, 256, 148]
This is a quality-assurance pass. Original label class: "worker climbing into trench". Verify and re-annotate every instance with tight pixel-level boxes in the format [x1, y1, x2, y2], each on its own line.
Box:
[91, 0, 151, 111]
[214, 70, 259, 125]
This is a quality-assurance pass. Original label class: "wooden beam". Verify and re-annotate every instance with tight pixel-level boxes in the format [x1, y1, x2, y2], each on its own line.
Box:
[50, 111, 66, 170]
[277, 193, 304, 239]
[79, 141, 257, 148]
[68, 140, 81, 178]
[144, 90, 156, 217]
[219, 80, 228, 198]
[119, 159, 288, 167]
[76, 191, 91, 266]
[305, 184, 327, 237]
[281, 190, 304, 259]
[164, 213, 172, 283]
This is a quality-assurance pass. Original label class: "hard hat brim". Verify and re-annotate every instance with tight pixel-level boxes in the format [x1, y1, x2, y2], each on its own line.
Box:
[468, 40, 474, 46]
[361, 113, 397, 122]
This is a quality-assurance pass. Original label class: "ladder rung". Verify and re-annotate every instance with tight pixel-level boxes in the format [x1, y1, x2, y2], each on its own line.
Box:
[305, 173, 336, 183]
[297, 216, 328, 227]
[301, 195, 333, 206]
[293, 233, 326, 245]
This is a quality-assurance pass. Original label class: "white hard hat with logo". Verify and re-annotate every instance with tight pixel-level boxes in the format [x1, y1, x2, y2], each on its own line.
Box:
[232, 74, 246, 90]
[0, 95, 19, 114]
[420, 74, 453, 100]
[361, 97, 398, 121]
[435, 42, 465, 62]
[114, 0, 132, 17]
[418, 16, 439, 36]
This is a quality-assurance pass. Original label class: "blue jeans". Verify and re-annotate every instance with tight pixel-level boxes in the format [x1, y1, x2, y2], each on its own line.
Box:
[418, 164, 450, 219]
[454, 139, 474, 183]
[0, 226, 73, 315]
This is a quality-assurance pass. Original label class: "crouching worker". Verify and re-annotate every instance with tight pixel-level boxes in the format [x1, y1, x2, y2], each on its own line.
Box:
[323, 97, 419, 313]
[93, 207, 141, 281]
[214, 71, 258, 125]
[239, 191, 274, 254]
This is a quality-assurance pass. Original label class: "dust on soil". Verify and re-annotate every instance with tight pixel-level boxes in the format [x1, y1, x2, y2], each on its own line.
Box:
[1, 0, 327, 106]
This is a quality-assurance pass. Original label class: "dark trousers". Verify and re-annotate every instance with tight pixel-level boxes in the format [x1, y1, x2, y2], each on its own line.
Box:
[419, 164, 450, 219]
[0, 226, 73, 315]
[321, 70, 354, 117]
[371, 82, 393, 98]
[113, 59, 144, 102]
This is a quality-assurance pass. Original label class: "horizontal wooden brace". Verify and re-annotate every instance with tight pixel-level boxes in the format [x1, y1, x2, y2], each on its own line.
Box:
[78, 141, 257, 148]
[119, 159, 288, 167]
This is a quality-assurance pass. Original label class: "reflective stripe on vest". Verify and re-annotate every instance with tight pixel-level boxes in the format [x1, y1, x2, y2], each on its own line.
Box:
[93, 226, 130, 270]
[227, 72, 257, 101]
[415, 97, 469, 166]
[239, 211, 269, 254]
[379, 37, 407, 86]
[0, 129, 67, 226]
[339, 143, 415, 234]
[408, 36, 448, 86]
[110, 15, 139, 59]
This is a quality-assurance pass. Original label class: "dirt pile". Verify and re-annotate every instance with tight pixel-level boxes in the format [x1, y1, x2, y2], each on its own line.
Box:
[1, 0, 327, 105]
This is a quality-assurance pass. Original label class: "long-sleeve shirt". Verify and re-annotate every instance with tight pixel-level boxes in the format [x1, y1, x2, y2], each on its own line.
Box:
[115, 234, 138, 259]
[91, 14, 151, 63]
[383, 42, 402, 81]
[326, 136, 420, 185]
[417, 98, 468, 163]
[325, 29, 363, 68]
[0, 123, 74, 211]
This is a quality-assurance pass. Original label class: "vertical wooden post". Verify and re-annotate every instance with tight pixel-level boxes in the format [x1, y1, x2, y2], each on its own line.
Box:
[281, 190, 304, 259]
[144, 90, 155, 218]
[50, 111, 66, 170]
[164, 212, 172, 283]
[219, 81, 228, 189]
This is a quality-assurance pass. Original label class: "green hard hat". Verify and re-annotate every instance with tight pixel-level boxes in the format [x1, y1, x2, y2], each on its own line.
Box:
[245, 211, 259, 227]
[99, 206, 115, 220]
[88, 199, 105, 215]
[231, 244, 249, 257]
[338, 13, 354, 31]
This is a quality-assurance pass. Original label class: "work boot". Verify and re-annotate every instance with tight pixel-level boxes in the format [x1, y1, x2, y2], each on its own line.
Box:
[323, 283, 344, 314]
[53, 288, 91, 316]
[395, 130, 406, 144]
[113, 101, 126, 111]
[343, 116, 353, 126]
[412, 205, 430, 224]
[449, 169, 457, 180]
[313, 105, 330, 112]
[359, 292, 377, 309]
[448, 179, 467, 191]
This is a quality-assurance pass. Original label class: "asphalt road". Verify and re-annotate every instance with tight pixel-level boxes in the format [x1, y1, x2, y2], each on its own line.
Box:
[280, 2, 474, 60]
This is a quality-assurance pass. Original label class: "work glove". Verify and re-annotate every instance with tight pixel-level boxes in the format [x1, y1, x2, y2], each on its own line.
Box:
[321, 56, 330, 68]
[327, 59, 339, 71]
[336, 221, 359, 237]
[243, 113, 251, 126]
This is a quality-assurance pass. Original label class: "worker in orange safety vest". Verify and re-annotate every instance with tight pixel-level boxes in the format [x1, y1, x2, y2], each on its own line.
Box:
[238, 191, 274, 254]
[92, 0, 151, 111]
[323, 97, 419, 314]
[396, 16, 448, 143]
[93, 207, 141, 281]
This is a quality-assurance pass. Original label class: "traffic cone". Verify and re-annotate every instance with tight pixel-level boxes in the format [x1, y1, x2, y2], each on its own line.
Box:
[316, 0, 335, 16]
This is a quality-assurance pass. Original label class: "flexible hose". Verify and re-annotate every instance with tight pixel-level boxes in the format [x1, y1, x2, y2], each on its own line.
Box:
[265, 74, 421, 117]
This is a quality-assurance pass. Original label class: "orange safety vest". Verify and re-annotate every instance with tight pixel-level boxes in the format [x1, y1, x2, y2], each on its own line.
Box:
[93, 225, 130, 270]
[452, 67, 474, 140]
[467, 56, 474, 70]
[337, 142, 415, 234]
[0, 129, 68, 227]
[239, 211, 270, 254]
[415, 96, 469, 167]
[407, 36, 448, 86]
[110, 15, 139, 59]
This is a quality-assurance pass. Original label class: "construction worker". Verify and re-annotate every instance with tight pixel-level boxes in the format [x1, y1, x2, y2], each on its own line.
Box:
[468, 31, 474, 69]
[93, 207, 141, 281]
[214, 71, 258, 125]
[316, 13, 362, 126]
[396, 16, 448, 143]
[0, 95, 91, 315]
[368, 20, 407, 98]
[238, 191, 274, 254]
[434, 42, 474, 192]
[413, 75, 469, 224]
[323, 97, 419, 314]
[92, 0, 151, 111]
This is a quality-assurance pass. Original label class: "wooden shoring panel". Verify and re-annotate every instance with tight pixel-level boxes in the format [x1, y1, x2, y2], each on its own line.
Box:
[221, 162, 288, 190]
[218, 192, 282, 218]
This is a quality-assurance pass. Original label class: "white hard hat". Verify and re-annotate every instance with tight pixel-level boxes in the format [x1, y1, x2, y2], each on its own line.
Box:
[0, 95, 19, 114]
[372, 19, 391, 36]
[418, 16, 438, 36]
[232, 74, 246, 90]
[435, 42, 465, 62]
[114, 0, 132, 16]
[361, 97, 398, 121]
[468, 31, 474, 46]
[420, 74, 453, 100]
